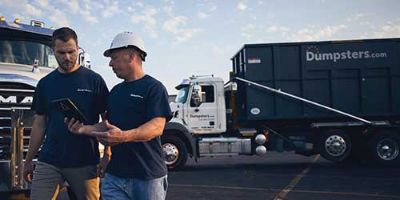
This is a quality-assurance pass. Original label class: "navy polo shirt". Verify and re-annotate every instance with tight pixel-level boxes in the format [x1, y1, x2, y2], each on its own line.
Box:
[32, 66, 109, 168]
[106, 75, 172, 179]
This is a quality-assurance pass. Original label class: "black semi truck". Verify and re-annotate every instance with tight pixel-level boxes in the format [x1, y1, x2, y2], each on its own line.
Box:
[162, 38, 400, 170]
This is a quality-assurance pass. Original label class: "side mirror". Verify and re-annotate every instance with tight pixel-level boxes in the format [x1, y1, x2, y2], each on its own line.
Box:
[78, 48, 91, 69]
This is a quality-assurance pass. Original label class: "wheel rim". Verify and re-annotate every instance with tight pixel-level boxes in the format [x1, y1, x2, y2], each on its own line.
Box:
[162, 143, 179, 165]
[376, 138, 399, 161]
[324, 135, 347, 157]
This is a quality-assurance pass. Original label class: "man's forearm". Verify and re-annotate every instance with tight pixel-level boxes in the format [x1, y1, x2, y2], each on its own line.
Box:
[124, 117, 166, 142]
[25, 131, 44, 162]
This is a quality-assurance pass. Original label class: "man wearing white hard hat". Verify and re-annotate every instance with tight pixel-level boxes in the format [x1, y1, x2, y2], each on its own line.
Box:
[67, 32, 172, 200]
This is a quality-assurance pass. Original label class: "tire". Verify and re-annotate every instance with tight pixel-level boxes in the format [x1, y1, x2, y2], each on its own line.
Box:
[368, 131, 400, 165]
[344, 133, 369, 163]
[318, 129, 352, 162]
[162, 135, 188, 170]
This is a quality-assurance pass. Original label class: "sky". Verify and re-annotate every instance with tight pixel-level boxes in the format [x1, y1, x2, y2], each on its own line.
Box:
[1, 0, 400, 94]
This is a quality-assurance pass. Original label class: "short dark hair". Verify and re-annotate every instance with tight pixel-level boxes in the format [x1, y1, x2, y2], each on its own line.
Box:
[52, 27, 78, 47]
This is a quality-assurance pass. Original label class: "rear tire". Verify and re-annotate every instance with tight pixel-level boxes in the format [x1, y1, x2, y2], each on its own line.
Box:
[318, 129, 352, 162]
[162, 135, 188, 170]
[368, 131, 400, 165]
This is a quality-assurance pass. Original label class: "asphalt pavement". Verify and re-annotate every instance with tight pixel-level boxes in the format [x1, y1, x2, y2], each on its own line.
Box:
[167, 152, 400, 200]
[2, 152, 399, 200]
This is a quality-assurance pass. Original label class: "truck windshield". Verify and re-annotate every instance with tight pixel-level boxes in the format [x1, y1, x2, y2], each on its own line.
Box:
[175, 86, 189, 103]
[0, 40, 57, 68]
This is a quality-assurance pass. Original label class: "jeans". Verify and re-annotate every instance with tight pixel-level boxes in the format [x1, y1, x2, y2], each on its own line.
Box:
[101, 173, 168, 200]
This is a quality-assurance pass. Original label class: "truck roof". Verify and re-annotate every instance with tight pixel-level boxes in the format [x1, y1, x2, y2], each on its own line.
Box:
[175, 76, 224, 90]
[190, 76, 224, 83]
[0, 20, 53, 37]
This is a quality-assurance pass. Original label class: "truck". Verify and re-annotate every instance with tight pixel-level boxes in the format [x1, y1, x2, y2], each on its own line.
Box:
[0, 17, 88, 198]
[162, 38, 400, 170]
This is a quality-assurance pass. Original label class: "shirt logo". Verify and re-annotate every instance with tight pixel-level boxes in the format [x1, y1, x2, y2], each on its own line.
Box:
[130, 94, 143, 99]
[77, 88, 93, 93]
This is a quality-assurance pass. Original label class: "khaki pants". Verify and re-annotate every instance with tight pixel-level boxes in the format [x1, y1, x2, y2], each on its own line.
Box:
[30, 161, 99, 200]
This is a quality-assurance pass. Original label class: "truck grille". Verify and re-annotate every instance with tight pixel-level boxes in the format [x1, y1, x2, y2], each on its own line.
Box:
[0, 82, 35, 160]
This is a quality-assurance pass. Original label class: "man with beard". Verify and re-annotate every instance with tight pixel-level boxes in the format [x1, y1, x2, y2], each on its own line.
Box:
[23, 27, 109, 200]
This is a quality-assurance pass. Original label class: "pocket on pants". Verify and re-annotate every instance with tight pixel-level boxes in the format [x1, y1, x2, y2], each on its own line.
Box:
[163, 176, 168, 192]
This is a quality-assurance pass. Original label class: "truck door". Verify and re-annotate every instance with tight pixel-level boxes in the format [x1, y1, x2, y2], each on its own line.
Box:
[187, 84, 219, 134]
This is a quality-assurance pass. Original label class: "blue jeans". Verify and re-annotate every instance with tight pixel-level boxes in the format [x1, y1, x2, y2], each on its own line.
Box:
[101, 173, 168, 200]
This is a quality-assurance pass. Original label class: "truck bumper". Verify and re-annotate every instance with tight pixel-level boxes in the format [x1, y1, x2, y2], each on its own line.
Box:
[0, 160, 30, 192]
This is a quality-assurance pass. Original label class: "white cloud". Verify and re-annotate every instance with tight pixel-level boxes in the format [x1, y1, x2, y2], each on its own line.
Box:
[48, 9, 70, 27]
[80, 10, 98, 24]
[176, 29, 202, 42]
[163, 5, 173, 15]
[131, 7, 159, 38]
[372, 21, 400, 38]
[209, 5, 217, 12]
[266, 25, 290, 33]
[136, 2, 144, 7]
[237, 1, 247, 11]
[79, 1, 99, 24]
[102, 1, 120, 18]
[34, 0, 50, 9]
[8, 0, 71, 27]
[163, 16, 202, 42]
[60, 0, 79, 14]
[197, 12, 209, 19]
[241, 24, 257, 39]
[196, 1, 217, 19]
[293, 24, 347, 41]
[163, 16, 187, 33]
[24, 3, 43, 17]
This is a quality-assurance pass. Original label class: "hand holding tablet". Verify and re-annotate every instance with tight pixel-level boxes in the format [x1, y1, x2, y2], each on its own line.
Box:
[52, 98, 87, 123]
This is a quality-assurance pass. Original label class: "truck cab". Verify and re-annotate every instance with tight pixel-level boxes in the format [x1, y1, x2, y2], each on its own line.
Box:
[171, 76, 226, 134]
[163, 76, 261, 170]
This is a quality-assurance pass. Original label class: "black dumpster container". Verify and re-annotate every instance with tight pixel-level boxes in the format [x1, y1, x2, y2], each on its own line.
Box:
[231, 38, 400, 122]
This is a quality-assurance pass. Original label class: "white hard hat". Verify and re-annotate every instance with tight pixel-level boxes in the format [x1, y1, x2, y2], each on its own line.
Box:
[103, 32, 147, 61]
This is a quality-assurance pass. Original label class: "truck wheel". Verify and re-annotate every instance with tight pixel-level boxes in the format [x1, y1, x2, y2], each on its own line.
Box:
[368, 132, 400, 165]
[318, 130, 351, 162]
[162, 135, 188, 170]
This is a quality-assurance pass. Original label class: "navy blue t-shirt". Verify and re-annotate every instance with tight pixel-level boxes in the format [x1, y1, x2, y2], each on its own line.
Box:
[106, 75, 172, 179]
[32, 67, 109, 168]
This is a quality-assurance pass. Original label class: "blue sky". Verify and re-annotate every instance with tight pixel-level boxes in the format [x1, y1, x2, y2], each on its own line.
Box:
[2, 0, 400, 94]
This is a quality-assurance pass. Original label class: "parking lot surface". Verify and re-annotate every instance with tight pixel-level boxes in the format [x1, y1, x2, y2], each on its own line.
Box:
[167, 152, 400, 200]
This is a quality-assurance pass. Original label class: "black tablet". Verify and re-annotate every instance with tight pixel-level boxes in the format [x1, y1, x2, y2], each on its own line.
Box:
[52, 98, 87, 122]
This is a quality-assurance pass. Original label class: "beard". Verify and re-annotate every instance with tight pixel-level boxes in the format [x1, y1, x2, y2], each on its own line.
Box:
[57, 59, 76, 72]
